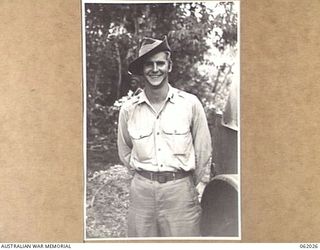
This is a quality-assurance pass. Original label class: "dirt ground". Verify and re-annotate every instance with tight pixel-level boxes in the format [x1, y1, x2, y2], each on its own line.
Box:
[86, 164, 133, 238]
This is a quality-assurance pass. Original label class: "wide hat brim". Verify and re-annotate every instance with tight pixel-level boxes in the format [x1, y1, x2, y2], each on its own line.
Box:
[128, 36, 171, 75]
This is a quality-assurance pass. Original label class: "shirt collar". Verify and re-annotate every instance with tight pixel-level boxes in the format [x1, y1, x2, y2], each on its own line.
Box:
[137, 83, 176, 105]
[167, 84, 176, 103]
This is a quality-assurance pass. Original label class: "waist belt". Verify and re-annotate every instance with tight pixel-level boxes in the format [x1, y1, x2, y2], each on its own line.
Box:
[136, 170, 191, 184]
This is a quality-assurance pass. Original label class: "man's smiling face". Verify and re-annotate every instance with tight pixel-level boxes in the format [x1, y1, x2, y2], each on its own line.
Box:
[142, 51, 171, 88]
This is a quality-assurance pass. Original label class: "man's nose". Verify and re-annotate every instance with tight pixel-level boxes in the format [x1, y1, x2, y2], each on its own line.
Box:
[152, 63, 158, 72]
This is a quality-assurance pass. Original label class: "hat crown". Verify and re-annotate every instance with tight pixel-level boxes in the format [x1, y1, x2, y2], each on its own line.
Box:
[138, 37, 163, 57]
[142, 37, 160, 46]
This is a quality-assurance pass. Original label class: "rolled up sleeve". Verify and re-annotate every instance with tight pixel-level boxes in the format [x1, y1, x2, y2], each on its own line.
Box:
[191, 96, 212, 185]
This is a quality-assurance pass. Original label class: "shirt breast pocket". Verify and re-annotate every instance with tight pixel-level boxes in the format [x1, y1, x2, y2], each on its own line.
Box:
[162, 125, 191, 155]
[128, 126, 153, 161]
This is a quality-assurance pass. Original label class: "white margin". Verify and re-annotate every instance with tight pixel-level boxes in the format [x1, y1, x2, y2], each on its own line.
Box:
[236, 0, 241, 240]
[81, 0, 241, 242]
[81, 0, 88, 242]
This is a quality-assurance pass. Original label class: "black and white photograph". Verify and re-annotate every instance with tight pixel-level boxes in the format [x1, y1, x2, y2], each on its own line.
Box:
[82, 0, 240, 240]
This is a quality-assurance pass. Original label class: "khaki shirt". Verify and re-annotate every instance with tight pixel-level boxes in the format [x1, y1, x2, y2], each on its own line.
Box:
[117, 85, 212, 185]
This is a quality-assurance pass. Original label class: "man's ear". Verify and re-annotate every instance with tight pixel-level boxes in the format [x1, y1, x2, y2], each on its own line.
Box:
[168, 60, 172, 72]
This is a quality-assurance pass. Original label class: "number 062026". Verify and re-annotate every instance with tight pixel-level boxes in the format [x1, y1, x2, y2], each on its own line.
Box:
[300, 244, 318, 248]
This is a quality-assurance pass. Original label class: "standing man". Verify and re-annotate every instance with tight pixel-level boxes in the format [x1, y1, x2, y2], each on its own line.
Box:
[117, 36, 212, 237]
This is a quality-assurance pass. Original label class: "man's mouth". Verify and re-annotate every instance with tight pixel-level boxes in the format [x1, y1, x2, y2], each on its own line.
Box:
[148, 74, 162, 79]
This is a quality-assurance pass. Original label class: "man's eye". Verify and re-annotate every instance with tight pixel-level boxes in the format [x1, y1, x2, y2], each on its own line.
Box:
[157, 62, 165, 66]
[144, 62, 153, 67]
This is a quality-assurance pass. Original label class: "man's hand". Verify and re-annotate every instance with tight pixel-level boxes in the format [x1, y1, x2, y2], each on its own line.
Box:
[196, 181, 207, 202]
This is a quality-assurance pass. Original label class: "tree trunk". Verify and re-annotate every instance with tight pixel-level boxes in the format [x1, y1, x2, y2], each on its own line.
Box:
[114, 41, 122, 99]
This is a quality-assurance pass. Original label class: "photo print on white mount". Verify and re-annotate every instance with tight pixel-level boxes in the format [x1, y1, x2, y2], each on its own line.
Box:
[82, 0, 240, 240]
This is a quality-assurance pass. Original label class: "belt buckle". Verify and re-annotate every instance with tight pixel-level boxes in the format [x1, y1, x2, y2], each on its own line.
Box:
[158, 175, 166, 184]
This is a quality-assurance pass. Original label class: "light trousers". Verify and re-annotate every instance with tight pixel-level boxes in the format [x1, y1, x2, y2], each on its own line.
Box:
[128, 173, 202, 237]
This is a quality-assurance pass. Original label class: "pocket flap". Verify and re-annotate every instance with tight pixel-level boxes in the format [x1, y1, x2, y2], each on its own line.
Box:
[162, 124, 189, 135]
[128, 126, 153, 140]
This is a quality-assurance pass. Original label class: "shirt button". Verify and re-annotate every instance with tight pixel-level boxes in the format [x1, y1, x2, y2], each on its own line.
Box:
[157, 132, 160, 135]
[156, 115, 160, 119]
[158, 148, 161, 151]
[160, 164, 163, 167]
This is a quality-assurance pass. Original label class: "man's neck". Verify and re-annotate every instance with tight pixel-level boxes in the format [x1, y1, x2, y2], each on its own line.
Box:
[144, 82, 169, 105]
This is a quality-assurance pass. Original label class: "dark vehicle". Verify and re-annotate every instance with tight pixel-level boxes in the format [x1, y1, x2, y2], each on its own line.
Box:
[200, 81, 240, 237]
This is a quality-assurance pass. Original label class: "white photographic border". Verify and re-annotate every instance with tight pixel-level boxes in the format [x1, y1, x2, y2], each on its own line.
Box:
[81, 0, 241, 241]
